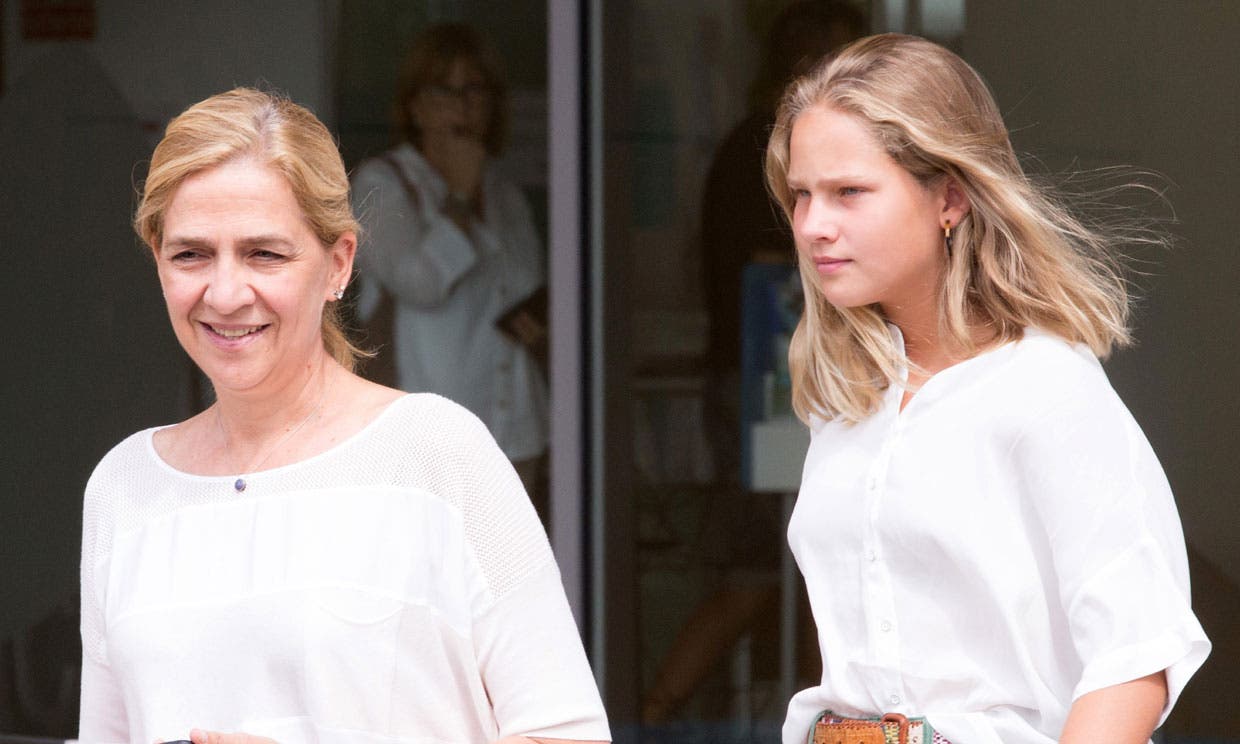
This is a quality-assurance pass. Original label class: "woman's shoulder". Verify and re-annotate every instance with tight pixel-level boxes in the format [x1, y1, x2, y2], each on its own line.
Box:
[367, 392, 498, 455]
[89, 426, 164, 478]
[86, 427, 165, 494]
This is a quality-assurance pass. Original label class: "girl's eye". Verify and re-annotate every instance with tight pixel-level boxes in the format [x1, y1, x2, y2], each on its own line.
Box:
[838, 186, 862, 197]
[170, 250, 200, 262]
[252, 250, 285, 261]
[793, 188, 811, 200]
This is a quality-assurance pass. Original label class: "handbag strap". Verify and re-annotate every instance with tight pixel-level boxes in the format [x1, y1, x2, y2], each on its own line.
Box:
[378, 152, 422, 209]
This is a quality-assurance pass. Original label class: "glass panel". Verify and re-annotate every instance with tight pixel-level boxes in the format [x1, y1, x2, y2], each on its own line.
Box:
[596, 2, 868, 740]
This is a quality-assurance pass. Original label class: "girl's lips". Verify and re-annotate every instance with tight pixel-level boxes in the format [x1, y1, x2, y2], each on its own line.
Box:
[814, 257, 852, 275]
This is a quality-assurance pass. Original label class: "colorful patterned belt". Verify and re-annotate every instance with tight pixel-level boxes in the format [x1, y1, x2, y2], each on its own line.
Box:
[811, 711, 950, 744]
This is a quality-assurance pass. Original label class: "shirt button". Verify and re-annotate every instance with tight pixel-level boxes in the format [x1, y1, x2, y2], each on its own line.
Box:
[889, 694, 901, 706]
[880, 620, 892, 632]
[867, 551, 878, 562]
[866, 478, 877, 491]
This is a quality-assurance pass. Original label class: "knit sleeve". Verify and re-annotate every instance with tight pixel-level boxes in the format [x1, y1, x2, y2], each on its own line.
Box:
[78, 453, 130, 743]
[439, 400, 557, 611]
[426, 398, 608, 738]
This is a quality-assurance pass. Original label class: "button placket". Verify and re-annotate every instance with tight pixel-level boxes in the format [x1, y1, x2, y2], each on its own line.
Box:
[863, 413, 905, 711]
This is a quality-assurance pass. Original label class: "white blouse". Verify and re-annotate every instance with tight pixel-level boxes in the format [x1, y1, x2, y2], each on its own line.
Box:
[79, 394, 609, 744]
[783, 328, 1209, 744]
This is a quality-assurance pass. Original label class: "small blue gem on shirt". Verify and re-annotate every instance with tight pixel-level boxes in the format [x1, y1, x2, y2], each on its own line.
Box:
[234, 478, 247, 492]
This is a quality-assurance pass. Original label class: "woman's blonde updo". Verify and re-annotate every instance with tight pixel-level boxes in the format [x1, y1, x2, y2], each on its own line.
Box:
[135, 87, 365, 371]
[765, 34, 1138, 423]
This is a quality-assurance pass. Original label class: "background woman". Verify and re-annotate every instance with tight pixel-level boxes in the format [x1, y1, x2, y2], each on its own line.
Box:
[351, 23, 549, 522]
[79, 88, 609, 744]
[764, 34, 1209, 744]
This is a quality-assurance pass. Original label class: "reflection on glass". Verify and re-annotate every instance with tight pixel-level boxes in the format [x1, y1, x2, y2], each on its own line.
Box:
[337, 5, 552, 526]
[602, 2, 866, 741]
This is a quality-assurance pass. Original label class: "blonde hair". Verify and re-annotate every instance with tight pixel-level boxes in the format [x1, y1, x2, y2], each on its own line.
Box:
[765, 34, 1138, 423]
[135, 87, 365, 371]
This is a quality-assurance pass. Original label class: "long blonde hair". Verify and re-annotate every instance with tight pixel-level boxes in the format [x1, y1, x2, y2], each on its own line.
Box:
[766, 34, 1138, 423]
[135, 87, 366, 371]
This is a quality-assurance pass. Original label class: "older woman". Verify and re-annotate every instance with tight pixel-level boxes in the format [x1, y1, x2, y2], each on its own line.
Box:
[352, 23, 549, 515]
[78, 88, 610, 744]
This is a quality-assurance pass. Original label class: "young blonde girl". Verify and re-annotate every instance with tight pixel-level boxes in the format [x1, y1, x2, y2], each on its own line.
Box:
[765, 34, 1208, 744]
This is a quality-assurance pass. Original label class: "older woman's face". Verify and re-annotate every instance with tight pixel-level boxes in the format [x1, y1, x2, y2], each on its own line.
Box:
[410, 56, 492, 142]
[155, 159, 354, 395]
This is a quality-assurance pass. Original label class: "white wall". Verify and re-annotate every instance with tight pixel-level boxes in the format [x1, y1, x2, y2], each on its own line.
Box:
[964, 1, 1240, 581]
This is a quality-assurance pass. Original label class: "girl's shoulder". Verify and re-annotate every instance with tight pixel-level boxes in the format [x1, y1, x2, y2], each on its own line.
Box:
[1003, 328, 1113, 399]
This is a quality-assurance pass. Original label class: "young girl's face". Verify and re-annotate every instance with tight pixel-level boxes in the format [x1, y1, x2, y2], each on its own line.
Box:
[787, 104, 957, 322]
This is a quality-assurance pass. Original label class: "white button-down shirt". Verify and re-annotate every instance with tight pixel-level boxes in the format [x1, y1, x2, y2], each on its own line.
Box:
[353, 144, 547, 461]
[783, 328, 1209, 744]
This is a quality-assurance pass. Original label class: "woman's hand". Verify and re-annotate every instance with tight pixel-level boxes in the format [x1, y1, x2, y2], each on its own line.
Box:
[188, 728, 278, 744]
[422, 127, 486, 205]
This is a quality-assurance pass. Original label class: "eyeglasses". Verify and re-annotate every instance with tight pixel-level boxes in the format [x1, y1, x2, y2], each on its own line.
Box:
[424, 83, 493, 105]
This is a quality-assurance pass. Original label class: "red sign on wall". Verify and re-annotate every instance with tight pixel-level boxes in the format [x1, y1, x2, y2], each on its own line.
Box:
[21, 0, 96, 40]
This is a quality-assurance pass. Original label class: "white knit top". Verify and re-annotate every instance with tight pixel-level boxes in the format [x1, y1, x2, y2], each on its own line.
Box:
[79, 394, 609, 744]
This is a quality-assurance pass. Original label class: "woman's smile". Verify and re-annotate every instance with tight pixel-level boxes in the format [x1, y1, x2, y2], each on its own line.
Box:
[201, 322, 271, 343]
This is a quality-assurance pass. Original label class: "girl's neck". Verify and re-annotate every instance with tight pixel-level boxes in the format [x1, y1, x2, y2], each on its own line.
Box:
[884, 295, 954, 376]
[891, 311, 998, 385]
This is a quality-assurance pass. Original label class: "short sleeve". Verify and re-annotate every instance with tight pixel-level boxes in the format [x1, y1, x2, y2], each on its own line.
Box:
[1016, 385, 1210, 723]
[436, 402, 608, 739]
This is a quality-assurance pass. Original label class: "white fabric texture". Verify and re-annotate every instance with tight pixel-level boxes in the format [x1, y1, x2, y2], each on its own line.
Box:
[79, 394, 609, 744]
[352, 144, 548, 461]
[782, 328, 1209, 744]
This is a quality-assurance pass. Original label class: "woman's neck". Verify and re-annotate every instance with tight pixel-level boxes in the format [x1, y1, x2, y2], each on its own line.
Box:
[213, 353, 335, 449]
